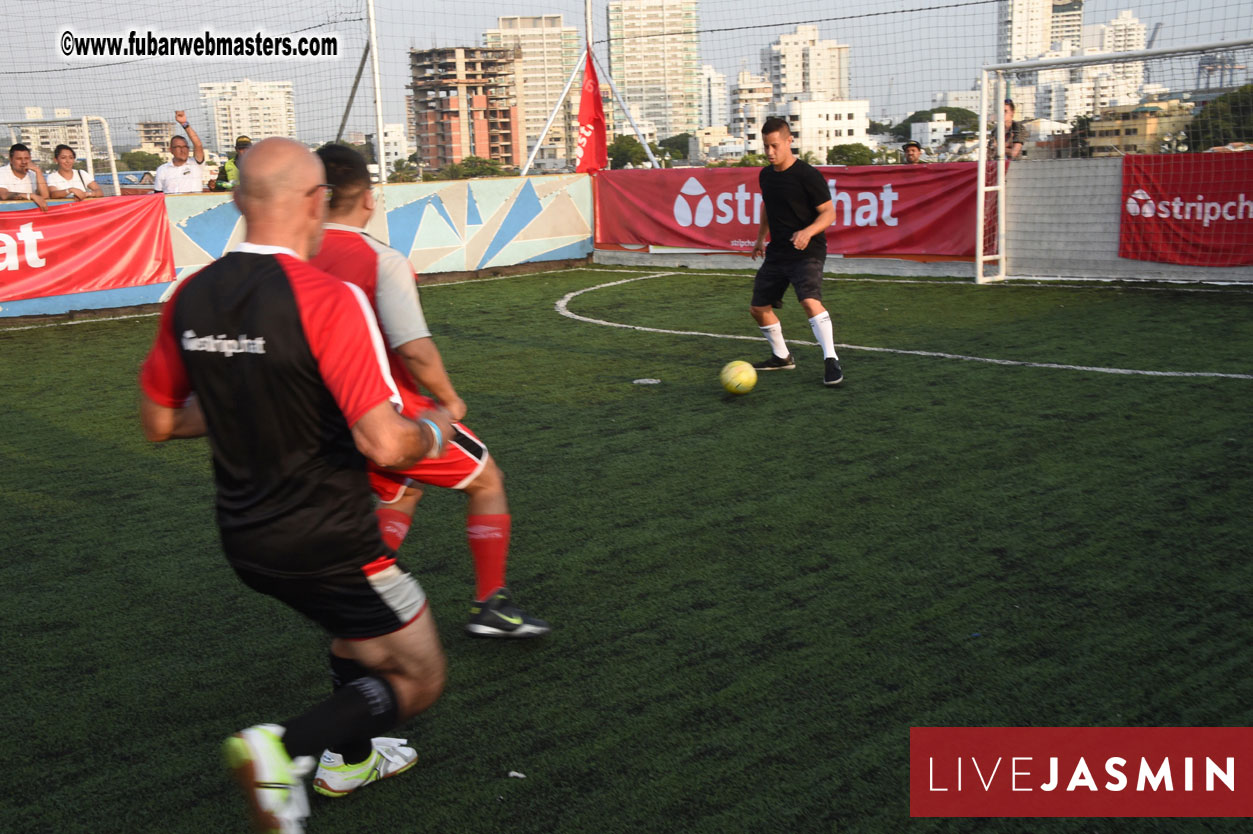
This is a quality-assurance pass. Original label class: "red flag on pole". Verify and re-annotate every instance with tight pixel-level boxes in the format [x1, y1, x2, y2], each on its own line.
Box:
[575, 47, 608, 173]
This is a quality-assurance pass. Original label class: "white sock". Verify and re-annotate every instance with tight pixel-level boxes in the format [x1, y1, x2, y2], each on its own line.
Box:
[759, 322, 788, 358]
[809, 311, 838, 360]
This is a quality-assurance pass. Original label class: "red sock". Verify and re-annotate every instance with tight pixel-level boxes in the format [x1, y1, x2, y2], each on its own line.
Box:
[467, 514, 511, 601]
[376, 508, 412, 551]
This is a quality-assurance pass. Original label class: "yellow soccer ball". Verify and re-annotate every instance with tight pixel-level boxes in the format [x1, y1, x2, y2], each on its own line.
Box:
[720, 360, 757, 395]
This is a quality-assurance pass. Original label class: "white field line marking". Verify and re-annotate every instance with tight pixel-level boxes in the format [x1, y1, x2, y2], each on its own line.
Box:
[0, 311, 159, 333]
[555, 272, 1253, 380]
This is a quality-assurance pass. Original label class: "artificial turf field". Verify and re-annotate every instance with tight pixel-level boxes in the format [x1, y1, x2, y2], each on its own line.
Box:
[2, 265, 1251, 834]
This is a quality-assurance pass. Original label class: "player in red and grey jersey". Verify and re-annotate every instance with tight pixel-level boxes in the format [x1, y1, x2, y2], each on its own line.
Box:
[140, 138, 455, 834]
[311, 143, 549, 639]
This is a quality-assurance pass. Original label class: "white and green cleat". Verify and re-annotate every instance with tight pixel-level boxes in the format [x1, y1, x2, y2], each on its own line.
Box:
[312, 737, 419, 798]
[222, 723, 313, 834]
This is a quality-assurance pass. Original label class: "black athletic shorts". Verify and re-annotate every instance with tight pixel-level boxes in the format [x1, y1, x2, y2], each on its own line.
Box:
[751, 257, 825, 308]
[233, 561, 428, 640]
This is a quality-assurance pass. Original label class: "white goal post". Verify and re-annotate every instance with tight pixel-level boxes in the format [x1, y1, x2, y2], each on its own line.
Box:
[5, 115, 121, 195]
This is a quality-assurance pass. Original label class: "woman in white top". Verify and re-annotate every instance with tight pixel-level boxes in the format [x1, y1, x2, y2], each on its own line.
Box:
[46, 144, 104, 200]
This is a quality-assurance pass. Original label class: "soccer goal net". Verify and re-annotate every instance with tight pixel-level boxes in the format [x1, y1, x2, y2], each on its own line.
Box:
[978, 3, 1252, 282]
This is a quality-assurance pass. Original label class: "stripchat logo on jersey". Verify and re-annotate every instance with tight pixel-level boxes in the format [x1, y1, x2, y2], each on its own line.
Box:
[1124, 187, 1253, 228]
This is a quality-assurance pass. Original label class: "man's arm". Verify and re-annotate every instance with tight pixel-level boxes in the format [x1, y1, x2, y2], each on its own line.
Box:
[140, 393, 207, 441]
[791, 200, 835, 251]
[33, 169, 50, 200]
[752, 205, 769, 260]
[176, 111, 206, 164]
[394, 338, 466, 422]
[351, 400, 453, 469]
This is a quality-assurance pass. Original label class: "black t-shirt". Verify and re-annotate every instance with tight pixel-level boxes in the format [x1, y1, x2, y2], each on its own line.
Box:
[143, 252, 395, 578]
[759, 159, 831, 261]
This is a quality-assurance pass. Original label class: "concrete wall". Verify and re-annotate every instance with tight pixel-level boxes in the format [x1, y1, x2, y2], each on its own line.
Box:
[1005, 158, 1253, 282]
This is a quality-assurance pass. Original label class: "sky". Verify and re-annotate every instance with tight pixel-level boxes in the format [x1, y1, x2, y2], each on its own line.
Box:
[3, 0, 1248, 152]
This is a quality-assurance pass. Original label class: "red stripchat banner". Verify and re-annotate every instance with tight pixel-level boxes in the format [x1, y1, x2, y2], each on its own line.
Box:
[910, 727, 1253, 817]
[0, 194, 175, 302]
[1119, 152, 1253, 267]
[594, 163, 979, 258]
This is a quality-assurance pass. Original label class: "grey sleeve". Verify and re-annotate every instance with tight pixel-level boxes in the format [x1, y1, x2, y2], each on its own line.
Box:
[374, 248, 432, 349]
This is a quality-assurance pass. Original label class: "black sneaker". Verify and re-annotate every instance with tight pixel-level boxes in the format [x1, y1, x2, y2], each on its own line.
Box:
[752, 353, 795, 371]
[465, 588, 551, 638]
[823, 357, 844, 386]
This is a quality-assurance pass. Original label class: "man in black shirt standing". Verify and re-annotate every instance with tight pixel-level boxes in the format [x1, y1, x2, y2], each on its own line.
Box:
[750, 117, 842, 385]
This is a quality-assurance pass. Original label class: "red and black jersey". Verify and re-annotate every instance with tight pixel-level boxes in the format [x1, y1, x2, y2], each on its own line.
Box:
[140, 250, 400, 578]
[311, 227, 427, 416]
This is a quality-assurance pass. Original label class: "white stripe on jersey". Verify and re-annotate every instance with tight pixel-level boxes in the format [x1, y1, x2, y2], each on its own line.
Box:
[342, 281, 404, 411]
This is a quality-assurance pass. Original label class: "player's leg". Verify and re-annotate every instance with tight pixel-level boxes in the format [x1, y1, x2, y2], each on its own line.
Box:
[224, 566, 444, 830]
[382, 424, 550, 638]
[375, 482, 422, 551]
[461, 457, 509, 599]
[793, 260, 843, 386]
[750, 260, 795, 370]
[457, 459, 550, 638]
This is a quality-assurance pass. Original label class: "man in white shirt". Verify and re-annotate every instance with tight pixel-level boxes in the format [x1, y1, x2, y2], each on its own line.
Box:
[152, 110, 207, 194]
[0, 143, 50, 211]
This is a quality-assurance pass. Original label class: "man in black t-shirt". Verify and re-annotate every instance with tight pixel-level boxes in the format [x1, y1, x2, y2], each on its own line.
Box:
[750, 117, 843, 386]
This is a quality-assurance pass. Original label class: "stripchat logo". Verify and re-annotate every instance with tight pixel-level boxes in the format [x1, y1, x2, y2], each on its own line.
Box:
[672, 175, 901, 231]
[0, 222, 46, 271]
[673, 177, 716, 228]
[1125, 187, 1253, 228]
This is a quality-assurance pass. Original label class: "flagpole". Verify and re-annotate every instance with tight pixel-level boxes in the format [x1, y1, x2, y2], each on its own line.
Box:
[520, 49, 587, 177]
[590, 49, 660, 169]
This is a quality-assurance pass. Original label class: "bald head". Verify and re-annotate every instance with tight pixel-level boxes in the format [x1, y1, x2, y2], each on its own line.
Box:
[237, 138, 322, 210]
[235, 137, 328, 259]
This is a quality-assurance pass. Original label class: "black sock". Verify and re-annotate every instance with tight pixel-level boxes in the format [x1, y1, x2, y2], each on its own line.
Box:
[325, 653, 377, 763]
[329, 652, 371, 691]
[281, 675, 399, 761]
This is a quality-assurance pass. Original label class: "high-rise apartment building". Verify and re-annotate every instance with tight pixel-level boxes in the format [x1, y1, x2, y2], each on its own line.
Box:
[484, 15, 580, 168]
[1036, 10, 1146, 122]
[700, 65, 729, 130]
[137, 121, 178, 153]
[1049, 0, 1085, 50]
[198, 79, 296, 154]
[997, 0, 1053, 64]
[777, 96, 870, 161]
[762, 25, 851, 105]
[730, 70, 773, 153]
[19, 106, 87, 164]
[606, 0, 700, 140]
[409, 46, 525, 170]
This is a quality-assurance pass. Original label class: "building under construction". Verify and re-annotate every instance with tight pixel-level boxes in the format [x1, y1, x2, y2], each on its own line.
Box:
[410, 46, 525, 172]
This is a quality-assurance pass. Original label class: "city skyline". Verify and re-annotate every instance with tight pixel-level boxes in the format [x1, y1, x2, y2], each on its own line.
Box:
[3, 1, 1244, 154]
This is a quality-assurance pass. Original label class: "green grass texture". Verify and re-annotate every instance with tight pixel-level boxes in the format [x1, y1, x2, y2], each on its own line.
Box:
[2, 267, 1251, 834]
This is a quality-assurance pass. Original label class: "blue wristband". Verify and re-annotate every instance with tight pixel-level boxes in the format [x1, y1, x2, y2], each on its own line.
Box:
[418, 417, 443, 457]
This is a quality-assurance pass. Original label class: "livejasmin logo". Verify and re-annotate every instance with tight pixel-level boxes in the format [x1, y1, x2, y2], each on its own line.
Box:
[1125, 188, 1253, 227]
[0, 222, 46, 270]
[672, 177, 900, 230]
[910, 727, 1253, 818]
[928, 754, 1235, 793]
